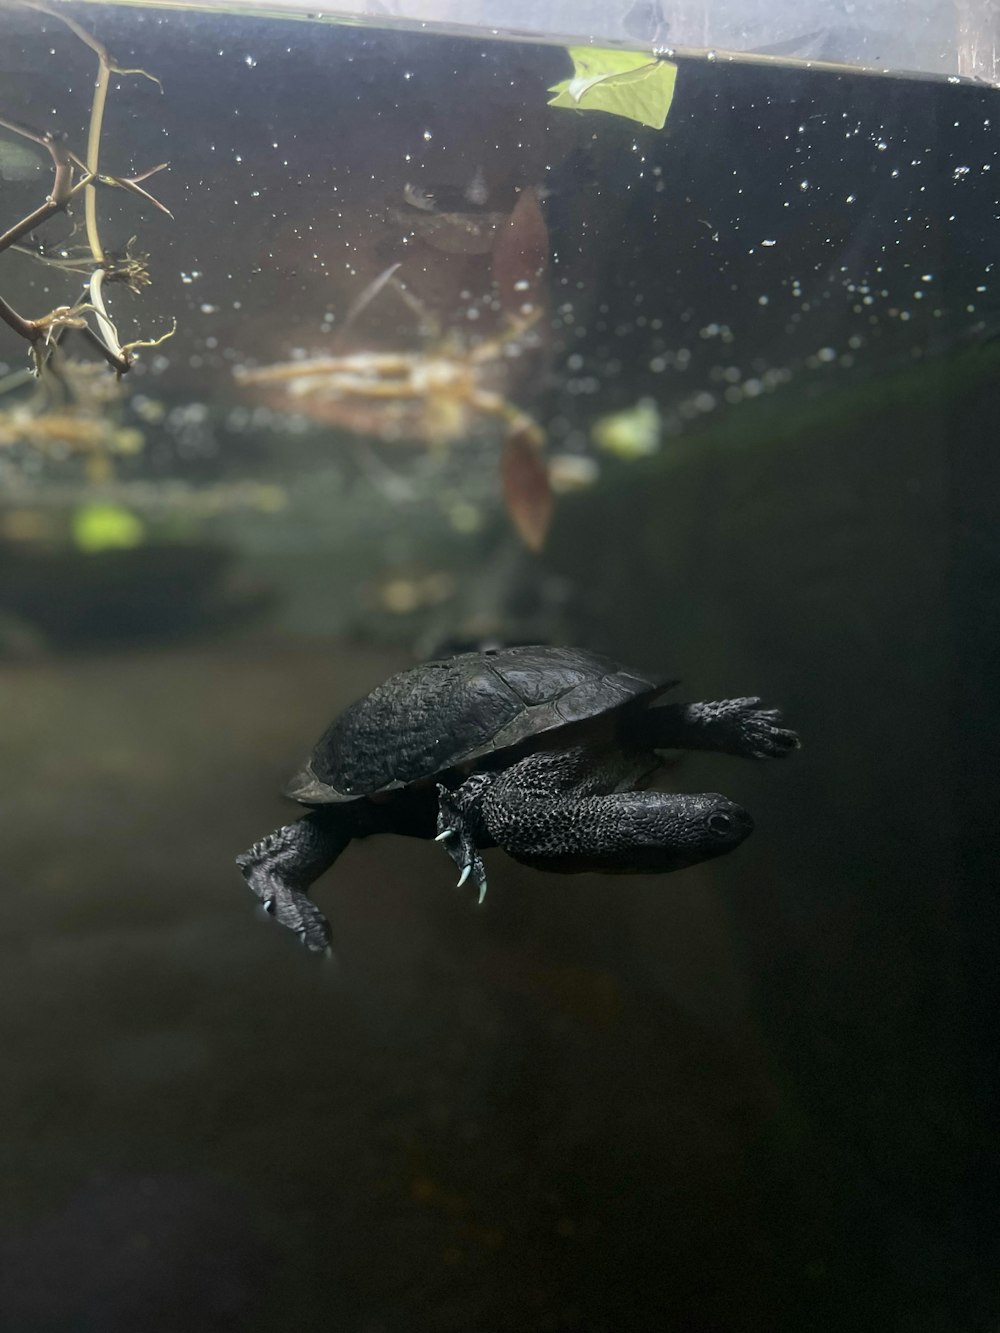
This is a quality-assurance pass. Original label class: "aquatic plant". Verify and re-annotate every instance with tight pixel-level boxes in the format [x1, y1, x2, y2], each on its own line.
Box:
[0, 0, 173, 474]
[236, 189, 555, 550]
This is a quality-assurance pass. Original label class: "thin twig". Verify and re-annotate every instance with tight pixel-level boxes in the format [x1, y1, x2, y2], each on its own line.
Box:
[0, 119, 76, 254]
[77, 322, 130, 375]
[0, 291, 37, 342]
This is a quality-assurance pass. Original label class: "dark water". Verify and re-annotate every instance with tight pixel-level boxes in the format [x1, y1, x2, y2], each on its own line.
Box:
[1, 5, 998, 1331]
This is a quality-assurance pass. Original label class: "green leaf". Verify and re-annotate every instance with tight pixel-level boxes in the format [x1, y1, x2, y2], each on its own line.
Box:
[591, 399, 662, 459]
[71, 503, 145, 553]
[548, 47, 678, 130]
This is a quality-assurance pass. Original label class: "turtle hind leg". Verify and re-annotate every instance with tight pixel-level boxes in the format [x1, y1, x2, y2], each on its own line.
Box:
[637, 698, 800, 760]
[236, 807, 351, 953]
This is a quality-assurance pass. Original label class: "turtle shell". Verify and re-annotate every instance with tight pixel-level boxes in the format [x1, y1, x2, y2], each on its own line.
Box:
[284, 644, 674, 804]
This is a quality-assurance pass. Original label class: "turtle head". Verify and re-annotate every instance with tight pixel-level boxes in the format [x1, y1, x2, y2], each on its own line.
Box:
[653, 792, 755, 869]
[587, 791, 754, 875]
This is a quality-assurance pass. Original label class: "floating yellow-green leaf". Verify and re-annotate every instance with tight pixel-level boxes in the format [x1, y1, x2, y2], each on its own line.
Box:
[548, 48, 678, 130]
[72, 503, 145, 553]
[592, 399, 661, 459]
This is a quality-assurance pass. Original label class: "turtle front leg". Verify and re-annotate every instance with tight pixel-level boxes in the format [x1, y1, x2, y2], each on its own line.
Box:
[435, 777, 493, 903]
[236, 808, 350, 952]
[638, 698, 800, 760]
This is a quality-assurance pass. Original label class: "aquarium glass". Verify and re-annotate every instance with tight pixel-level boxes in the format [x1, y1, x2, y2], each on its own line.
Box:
[1, 3, 997, 1330]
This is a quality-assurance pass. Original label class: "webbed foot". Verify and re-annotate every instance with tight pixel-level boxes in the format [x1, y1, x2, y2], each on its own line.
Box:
[237, 849, 333, 953]
[435, 783, 489, 903]
[235, 810, 348, 954]
[705, 697, 800, 759]
[640, 696, 801, 761]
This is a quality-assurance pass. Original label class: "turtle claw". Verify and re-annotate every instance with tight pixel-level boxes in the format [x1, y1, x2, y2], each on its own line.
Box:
[437, 782, 489, 903]
[456, 857, 488, 902]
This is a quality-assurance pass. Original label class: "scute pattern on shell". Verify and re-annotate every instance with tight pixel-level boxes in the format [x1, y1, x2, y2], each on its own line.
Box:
[284, 645, 667, 803]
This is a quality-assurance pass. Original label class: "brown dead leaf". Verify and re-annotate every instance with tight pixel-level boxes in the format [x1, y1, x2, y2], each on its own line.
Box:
[501, 421, 553, 551]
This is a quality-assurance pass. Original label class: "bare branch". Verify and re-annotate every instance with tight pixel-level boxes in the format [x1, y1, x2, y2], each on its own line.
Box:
[0, 3, 171, 386]
[0, 121, 76, 255]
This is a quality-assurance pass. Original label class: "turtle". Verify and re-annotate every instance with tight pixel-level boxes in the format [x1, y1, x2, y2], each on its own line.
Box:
[236, 644, 800, 953]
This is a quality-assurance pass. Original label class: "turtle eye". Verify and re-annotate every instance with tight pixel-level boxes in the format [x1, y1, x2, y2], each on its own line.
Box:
[707, 812, 734, 837]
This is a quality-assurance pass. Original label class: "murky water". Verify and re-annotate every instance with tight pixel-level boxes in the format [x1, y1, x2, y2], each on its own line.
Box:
[1, 4, 997, 1330]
